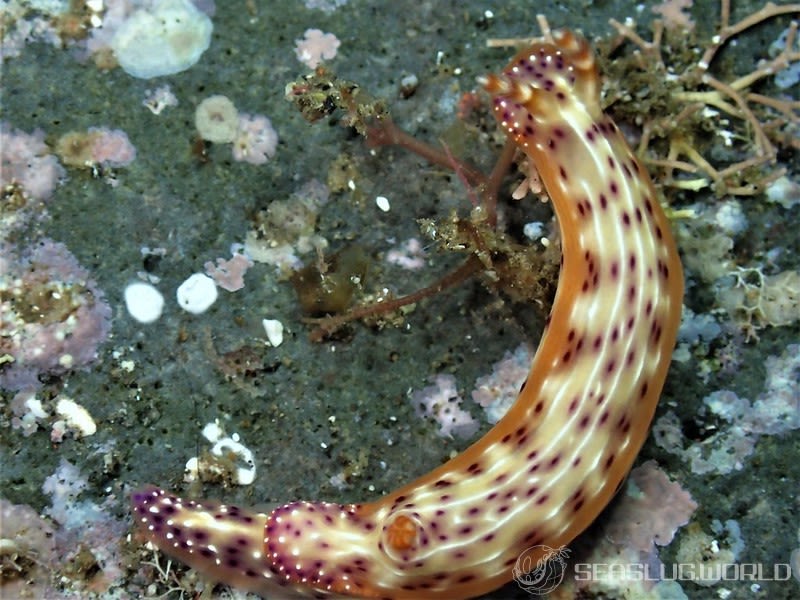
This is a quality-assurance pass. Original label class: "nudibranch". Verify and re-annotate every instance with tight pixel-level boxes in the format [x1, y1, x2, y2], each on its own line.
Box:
[132, 26, 683, 599]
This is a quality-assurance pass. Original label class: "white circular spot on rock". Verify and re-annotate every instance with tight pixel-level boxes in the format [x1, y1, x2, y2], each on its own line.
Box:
[124, 281, 164, 323]
[262, 318, 284, 347]
[376, 195, 391, 212]
[176, 273, 218, 314]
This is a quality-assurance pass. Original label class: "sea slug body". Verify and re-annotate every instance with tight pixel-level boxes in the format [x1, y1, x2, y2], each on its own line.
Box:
[132, 27, 683, 599]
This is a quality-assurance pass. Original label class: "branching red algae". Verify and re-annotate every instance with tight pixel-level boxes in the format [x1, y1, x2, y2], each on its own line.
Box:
[285, 69, 560, 341]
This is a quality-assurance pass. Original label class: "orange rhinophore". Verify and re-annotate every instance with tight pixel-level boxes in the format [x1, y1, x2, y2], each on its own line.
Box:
[133, 25, 683, 600]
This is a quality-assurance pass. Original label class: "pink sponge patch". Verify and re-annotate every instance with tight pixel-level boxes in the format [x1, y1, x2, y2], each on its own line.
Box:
[0, 121, 65, 201]
[88, 127, 137, 167]
[605, 460, 697, 552]
[0, 239, 112, 391]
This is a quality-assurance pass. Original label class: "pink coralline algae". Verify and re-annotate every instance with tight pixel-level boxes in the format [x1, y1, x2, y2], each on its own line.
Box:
[0, 460, 128, 596]
[385, 238, 427, 270]
[294, 28, 340, 69]
[560, 461, 696, 598]
[41, 459, 127, 593]
[86, 127, 137, 167]
[653, 343, 800, 475]
[604, 460, 697, 552]
[0, 15, 61, 60]
[0, 122, 65, 201]
[652, 0, 695, 30]
[0, 497, 57, 598]
[410, 374, 479, 439]
[472, 344, 534, 423]
[232, 113, 278, 165]
[0, 239, 112, 392]
[204, 252, 254, 292]
[303, 0, 348, 12]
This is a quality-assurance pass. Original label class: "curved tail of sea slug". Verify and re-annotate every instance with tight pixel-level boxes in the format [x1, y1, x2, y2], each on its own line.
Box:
[132, 26, 683, 600]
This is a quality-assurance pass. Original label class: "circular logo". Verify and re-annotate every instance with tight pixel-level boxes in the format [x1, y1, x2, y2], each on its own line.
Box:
[513, 544, 570, 595]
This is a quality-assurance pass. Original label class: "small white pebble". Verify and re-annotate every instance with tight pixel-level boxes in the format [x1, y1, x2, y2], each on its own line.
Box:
[262, 318, 284, 347]
[184, 457, 199, 482]
[202, 420, 224, 443]
[55, 397, 97, 437]
[124, 281, 164, 323]
[25, 397, 48, 419]
[376, 195, 391, 212]
[176, 273, 218, 314]
[523, 221, 545, 240]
